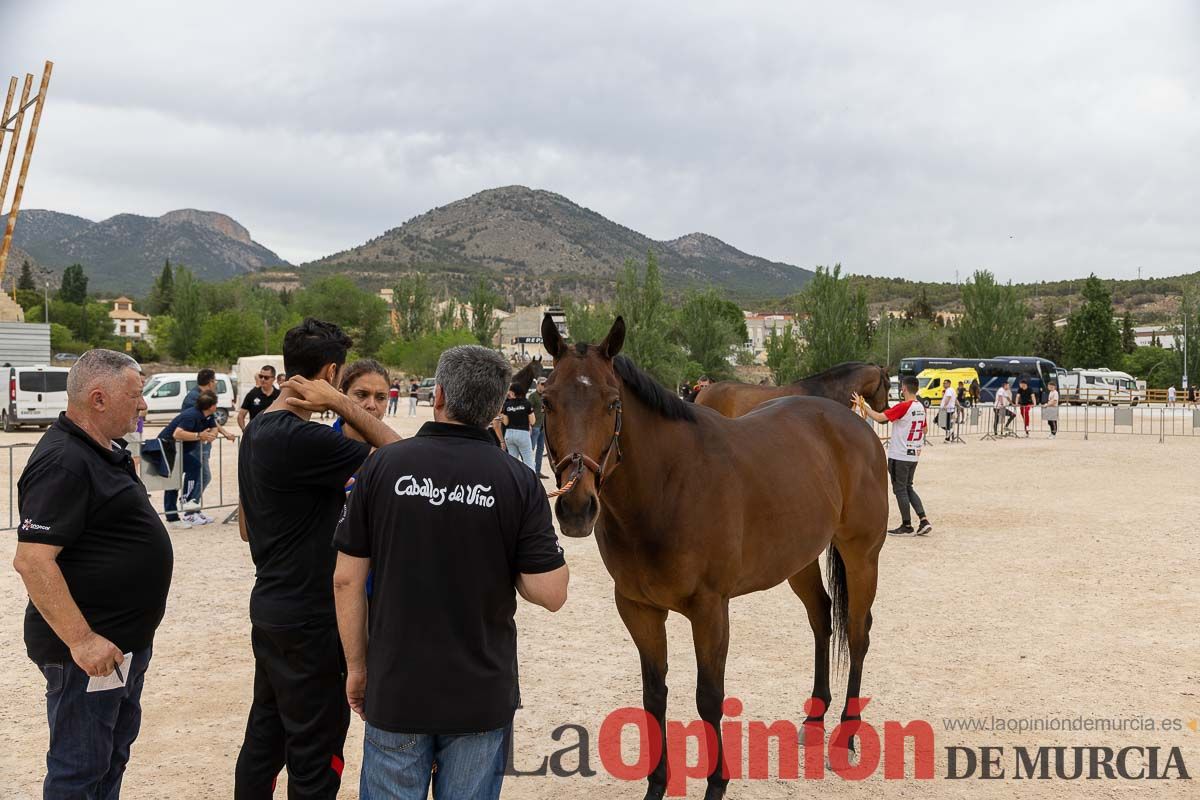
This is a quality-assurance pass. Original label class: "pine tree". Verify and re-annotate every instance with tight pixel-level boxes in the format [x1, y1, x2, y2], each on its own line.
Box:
[906, 287, 936, 324]
[58, 264, 88, 304]
[1032, 309, 1064, 365]
[1063, 274, 1121, 368]
[952, 270, 1031, 358]
[1120, 311, 1137, 354]
[147, 260, 174, 315]
[17, 260, 36, 291]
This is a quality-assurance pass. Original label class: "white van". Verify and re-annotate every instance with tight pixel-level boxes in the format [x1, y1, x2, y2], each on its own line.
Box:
[142, 372, 236, 425]
[1057, 368, 1139, 406]
[3, 365, 70, 431]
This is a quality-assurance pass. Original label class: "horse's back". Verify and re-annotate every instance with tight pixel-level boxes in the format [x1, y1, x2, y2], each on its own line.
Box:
[697, 381, 797, 417]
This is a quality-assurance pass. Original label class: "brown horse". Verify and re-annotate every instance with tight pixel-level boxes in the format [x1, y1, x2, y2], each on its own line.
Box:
[696, 361, 891, 418]
[511, 356, 545, 395]
[540, 314, 888, 800]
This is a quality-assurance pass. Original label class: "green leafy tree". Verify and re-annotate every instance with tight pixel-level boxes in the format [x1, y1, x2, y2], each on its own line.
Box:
[58, 264, 88, 304]
[1032, 309, 1064, 365]
[378, 329, 478, 375]
[765, 326, 804, 385]
[1063, 274, 1121, 368]
[393, 274, 436, 339]
[611, 250, 687, 387]
[169, 267, 204, 361]
[436, 296, 465, 331]
[906, 287, 936, 324]
[673, 289, 747, 381]
[796, 264, 872, 374]
[468, 279, 504, 347]
[1169, 284, 1200, 388]
[146, 260, 174, 315]
[293, 276, 390, 357]
[563, 299, 614, 346]
[17, 260, 36, 291]
[1122, 346, 1176, 388]
[195, 309, 265, 363]
[868, 316, 955, 373]
[952, 270, 1031, 358]
[1119, 311, 1137, 355]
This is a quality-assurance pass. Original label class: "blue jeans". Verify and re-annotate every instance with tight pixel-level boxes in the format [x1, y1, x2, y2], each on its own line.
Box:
[39, 647, 152, 800]
[360, 723, 508, 800]
[531, 426, 545, 475]
[504, 429, 534, 470]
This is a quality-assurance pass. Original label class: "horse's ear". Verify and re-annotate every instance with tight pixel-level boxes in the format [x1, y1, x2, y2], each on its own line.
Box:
[599, 316, 625, 360]
[542, 313, 566, 358]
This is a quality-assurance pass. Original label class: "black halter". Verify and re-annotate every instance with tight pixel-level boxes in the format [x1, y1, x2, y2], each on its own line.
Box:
[546, 399, 623, 497]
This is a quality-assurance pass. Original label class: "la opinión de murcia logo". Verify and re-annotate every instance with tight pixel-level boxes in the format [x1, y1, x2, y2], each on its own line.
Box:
[21, 519, 50, 532]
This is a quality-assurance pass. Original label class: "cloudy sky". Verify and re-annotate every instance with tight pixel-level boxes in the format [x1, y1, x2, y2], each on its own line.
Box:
[3, 1, 1198, 281]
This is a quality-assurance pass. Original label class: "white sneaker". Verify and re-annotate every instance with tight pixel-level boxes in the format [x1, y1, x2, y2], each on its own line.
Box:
[199, 512, 215, 524]
[170, 519, 193, 530]
[183, 513, 208, 525]
[181, 499, 202, 513]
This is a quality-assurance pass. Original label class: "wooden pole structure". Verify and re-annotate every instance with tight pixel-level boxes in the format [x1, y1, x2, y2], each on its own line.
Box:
[0, 75, 32, 222]
[0, 77, 17, 182]
[0, 61, 53, 284]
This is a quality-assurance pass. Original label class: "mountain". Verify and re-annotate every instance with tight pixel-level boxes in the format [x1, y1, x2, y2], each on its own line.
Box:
[12, 209, 287, 293]
[311, 186, 813, 301]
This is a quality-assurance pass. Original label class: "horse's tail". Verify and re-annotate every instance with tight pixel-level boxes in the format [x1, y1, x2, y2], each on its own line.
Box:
[826, 543, 850, 670]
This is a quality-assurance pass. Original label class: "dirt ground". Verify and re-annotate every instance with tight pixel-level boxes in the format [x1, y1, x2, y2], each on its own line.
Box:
[2, 407, 1198, 799]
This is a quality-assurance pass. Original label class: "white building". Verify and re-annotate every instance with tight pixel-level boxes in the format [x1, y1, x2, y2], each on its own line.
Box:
[743, 312, 801, 354]
[109, 296, 149, 338]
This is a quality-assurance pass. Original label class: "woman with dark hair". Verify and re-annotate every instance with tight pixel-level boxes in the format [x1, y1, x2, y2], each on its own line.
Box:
[334, 360, 390, 440]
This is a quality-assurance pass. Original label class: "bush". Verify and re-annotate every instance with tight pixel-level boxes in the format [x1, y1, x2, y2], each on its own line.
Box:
[378, 329, 478, 376]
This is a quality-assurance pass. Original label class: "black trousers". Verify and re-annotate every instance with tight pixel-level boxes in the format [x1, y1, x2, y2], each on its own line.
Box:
[234, 622, 349, 800]
[887, 457, 926, 524]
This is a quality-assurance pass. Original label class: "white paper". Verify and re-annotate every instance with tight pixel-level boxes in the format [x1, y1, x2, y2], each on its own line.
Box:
[86, 652, 133, 693]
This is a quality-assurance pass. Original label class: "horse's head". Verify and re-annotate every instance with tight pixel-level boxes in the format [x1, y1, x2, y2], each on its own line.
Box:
[539, 313, 624, 538]
[868, 365, 891, 412]
[511, 356, 544, 395]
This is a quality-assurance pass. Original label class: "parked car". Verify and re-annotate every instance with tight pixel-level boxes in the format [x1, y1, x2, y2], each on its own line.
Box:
[52, 352, 80, 363]
[3, 364, 70, 432]
[416, 377, 436, 405]
[142, 371, 236, 424]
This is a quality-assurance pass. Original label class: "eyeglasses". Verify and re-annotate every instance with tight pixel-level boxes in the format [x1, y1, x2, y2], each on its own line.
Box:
[257, 374, 273, 380]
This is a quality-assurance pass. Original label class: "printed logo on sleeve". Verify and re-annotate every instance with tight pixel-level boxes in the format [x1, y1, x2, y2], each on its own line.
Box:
[21, 519, 51, 532]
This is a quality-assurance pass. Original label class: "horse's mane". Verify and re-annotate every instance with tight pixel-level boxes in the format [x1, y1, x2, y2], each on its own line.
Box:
[789, 361, 877, 385]
[613, 355, 697, 423]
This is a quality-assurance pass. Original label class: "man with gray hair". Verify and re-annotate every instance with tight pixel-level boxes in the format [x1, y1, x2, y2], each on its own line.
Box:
[333, 344, 568, 799]
[13, 349, 174, 798]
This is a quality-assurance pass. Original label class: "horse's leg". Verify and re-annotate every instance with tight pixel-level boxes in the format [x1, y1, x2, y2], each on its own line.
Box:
[614, 591, 670, 800]
[834, 538, 882, 752]
[688, 595, 731, 800]
[787, 561, 833, 734]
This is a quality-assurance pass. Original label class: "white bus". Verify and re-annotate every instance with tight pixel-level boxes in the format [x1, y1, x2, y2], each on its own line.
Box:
[1057, 368, 1140, 406]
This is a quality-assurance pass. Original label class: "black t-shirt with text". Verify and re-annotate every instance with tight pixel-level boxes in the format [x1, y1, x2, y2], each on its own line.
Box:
[240, 386, 278, 421]
[19, 414, 174, 663]
[239, 410, 370, 628]
[502, 397, 533, 431]
[334, 421, 565, 734]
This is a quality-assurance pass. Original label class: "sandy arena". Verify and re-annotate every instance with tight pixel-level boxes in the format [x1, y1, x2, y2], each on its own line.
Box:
[2, 407, 1198, 799]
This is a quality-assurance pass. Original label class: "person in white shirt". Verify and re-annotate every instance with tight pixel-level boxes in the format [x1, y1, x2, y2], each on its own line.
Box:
[1045, 381, 1060, 438]
[993, 382, 1012, 435]
[1167, 386, 1177, 407]
[939, 379, 957, 442]
[854, 376, 932, 536]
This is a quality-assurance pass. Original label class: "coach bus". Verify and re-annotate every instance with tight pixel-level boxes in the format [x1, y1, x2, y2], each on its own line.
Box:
[898, 356, 1060, 402]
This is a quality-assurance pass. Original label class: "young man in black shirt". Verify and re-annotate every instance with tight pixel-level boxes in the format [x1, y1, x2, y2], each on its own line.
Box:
[1015, 377, 1037, 437]
[237, 364, 278, 430]
[333, 344, 568, 799]
[14, 349, 174, 798]
[501, 383, 535, 469]
[234, 318, 401, 800]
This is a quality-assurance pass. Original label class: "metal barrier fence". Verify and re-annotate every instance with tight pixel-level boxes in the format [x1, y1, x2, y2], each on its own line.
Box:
[1, 434, 240, 532]
[867, 403, 1200, 443]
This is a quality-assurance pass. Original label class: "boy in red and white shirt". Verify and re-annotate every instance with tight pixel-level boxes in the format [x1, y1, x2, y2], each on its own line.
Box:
[854, 375, 933, 536]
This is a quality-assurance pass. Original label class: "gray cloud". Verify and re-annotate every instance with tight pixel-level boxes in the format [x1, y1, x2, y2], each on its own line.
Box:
[5, 0, 1199, 282]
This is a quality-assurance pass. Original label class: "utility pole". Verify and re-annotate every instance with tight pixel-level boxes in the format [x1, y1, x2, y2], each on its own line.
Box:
[43, 280, 48, 323]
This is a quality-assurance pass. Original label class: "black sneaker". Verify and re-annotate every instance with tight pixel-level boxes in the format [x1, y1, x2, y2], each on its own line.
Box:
[887, 524, 915, 536]
[916, 519, 933, 536]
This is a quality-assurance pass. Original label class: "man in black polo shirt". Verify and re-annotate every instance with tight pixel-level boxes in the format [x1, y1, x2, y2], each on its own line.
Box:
[13, 348, 174, 798]
[234, 318, 401, 800]
[237, 364, 278, 431]
[333, 344, 568, 799]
